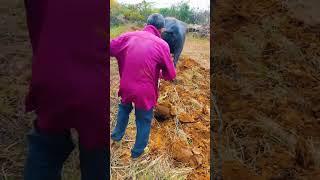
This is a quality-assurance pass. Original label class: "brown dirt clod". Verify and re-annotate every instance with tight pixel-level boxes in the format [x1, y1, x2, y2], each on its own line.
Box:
[154, 104, 172, 122]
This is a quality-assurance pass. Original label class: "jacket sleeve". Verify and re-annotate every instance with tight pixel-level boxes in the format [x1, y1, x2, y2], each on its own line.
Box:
[110, 34, 126, 58]
[160, 43, 176, 81]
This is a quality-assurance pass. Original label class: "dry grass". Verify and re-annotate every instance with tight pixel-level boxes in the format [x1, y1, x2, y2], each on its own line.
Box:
[213, 0, 320, 178]
[111, 150, 192, 179]
[0, 1, 43, 179]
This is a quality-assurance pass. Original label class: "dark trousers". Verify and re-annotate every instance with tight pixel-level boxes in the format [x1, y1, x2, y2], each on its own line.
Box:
[111, 103, 153, 158]
[24, 125, 110, 180]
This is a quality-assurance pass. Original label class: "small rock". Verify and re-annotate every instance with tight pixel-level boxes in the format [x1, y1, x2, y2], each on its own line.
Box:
[171, 141, 193, 164]
[170, 106, 177, 116]
[178, 113, 195, 123]
[154, 105, 172, 122]
[192, 147, 201, 155]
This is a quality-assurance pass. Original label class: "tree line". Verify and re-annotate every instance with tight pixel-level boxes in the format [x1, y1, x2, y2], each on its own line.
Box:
[111, 0, 209, 26]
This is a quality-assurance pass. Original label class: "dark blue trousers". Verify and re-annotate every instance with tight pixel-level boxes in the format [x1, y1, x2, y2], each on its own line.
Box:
[111, 103, 153, 158]
[24, 125, 110, 180]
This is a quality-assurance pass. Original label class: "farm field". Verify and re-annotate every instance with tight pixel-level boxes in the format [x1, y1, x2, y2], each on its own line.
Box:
[110, 25, 210, 179]
[213, 0, 320, 179]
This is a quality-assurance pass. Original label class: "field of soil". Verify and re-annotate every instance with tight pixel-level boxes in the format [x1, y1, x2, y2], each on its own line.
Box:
[213, 0, 320, 179]
[110, 27, 210, 179]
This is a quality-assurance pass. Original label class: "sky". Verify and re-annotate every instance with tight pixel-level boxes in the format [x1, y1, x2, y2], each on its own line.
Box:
[116, 0, 210, 11]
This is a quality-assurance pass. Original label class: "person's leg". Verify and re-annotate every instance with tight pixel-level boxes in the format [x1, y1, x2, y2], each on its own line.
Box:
[111, 102, 133, 141]
[76, 114, 110, 180]
[79, 145, 110, 180]
[24, 121, 74, 180]
[72, 96, 110, 180]
[131, 107, 154, 158]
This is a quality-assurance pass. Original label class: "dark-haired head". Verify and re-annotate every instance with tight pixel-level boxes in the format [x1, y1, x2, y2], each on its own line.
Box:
[147, 13, 165, 30]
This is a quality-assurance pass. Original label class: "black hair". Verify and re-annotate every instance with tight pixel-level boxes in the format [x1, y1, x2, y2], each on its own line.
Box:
[147, 13, 165, 30]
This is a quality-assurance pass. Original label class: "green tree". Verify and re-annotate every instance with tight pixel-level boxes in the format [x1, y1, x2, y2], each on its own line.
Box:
[159, 2, 195, 24]
[138, 0, 156, 19]
[111, 0, 208, 26]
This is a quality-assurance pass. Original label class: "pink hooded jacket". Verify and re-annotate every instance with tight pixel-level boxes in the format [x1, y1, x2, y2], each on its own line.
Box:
[110, 25, 176, 110]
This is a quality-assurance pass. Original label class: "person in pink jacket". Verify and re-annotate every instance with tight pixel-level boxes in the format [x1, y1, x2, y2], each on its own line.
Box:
[23, 1, 109, 179]
[110, 13, 176, 158]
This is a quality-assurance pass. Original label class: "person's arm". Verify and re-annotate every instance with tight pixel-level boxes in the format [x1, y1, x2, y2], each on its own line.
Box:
[110, 34, 127, 58]
[160, 43, 176, 81]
